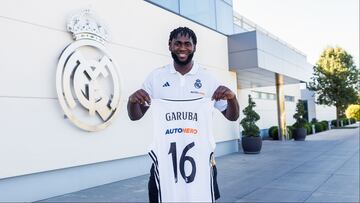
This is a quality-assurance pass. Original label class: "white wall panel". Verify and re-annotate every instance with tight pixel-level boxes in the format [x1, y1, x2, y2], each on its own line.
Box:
[0, 0, 238, 179]
[0, 97, 152, 179]
[0, 0, 228, 70]
[315, 105, 336, 121]
[237, 84, 300, 130]
[229, 50, 258, 69]
[256, 31, 312, 82]
[0, 18, 69, 98]
[211, 71, 239, 141]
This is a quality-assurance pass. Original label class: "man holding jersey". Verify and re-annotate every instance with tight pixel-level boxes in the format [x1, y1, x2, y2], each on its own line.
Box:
[127, 27, 239, 202]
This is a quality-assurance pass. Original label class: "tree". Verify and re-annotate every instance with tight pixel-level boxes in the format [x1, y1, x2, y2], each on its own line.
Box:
[345, 104, 360, 121]
[240, 95, 260, 137]
[309, 47, 359, 126]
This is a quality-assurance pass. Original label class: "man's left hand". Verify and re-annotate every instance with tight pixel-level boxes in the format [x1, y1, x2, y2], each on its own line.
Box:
[212, 85, 236, 101]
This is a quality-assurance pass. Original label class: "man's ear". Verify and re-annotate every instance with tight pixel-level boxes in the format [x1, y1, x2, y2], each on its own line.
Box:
[168, 40, 172, 51]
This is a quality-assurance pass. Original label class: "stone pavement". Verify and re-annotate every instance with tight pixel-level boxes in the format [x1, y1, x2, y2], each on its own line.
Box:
[39, 124, 359, 202]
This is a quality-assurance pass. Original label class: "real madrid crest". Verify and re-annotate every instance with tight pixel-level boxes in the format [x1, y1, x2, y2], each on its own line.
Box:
[56, 9, 121, 131]
[194, 79, 202, 89]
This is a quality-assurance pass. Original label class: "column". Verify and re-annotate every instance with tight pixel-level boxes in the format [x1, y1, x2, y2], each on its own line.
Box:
[276, 73, 288, 140]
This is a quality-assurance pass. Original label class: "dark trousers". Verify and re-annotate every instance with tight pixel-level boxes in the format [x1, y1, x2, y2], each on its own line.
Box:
[148, 164, 220, 203]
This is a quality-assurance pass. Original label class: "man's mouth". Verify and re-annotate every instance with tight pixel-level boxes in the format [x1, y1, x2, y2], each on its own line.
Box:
[171, 51, 194, 66]
[177, 53, 188, 60]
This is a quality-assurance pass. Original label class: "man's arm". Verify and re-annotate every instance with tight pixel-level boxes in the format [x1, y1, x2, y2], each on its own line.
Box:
[127, 89, 151, 121]
[212, 86, 239, 121]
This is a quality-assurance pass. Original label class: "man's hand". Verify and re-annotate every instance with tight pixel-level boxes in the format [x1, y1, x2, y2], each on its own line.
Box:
[212, 85, 239, 121]
[129, 89, 151, 105]
[127, 89, 151, 120]
[212, 85, 236, 101]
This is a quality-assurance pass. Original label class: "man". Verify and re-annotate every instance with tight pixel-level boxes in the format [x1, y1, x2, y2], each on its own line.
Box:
[127, 27, 239, 202]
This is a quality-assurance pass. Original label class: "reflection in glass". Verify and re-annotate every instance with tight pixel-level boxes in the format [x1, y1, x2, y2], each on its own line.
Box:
[147, 0, 179, 13]
[180, 0, 216, 29]
[215, 0, 234, 34]
[222, 0, 233, 5]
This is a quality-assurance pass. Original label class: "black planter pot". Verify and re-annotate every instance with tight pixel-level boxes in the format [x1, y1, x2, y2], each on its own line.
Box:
[294, 128, 306, 141]
[241, 136, 262, 154]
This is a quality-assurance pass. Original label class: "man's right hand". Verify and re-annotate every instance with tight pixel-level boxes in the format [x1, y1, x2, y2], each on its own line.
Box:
[128, 89, 151, 105]
[127, 89, 151, 121]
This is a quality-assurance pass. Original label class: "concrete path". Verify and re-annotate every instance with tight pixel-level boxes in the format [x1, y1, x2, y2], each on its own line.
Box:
[39, 124, 359, 202]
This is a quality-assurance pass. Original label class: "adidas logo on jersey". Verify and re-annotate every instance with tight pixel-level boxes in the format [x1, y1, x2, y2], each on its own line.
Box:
[162, 82, 170, 87]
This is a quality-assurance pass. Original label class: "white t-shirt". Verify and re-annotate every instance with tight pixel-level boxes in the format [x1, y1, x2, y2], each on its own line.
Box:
[142, 63, 227, 111]
[149, 98, 216, 202]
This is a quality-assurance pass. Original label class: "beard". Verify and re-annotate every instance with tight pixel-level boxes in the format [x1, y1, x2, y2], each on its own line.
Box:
[171, 52, 194, 66]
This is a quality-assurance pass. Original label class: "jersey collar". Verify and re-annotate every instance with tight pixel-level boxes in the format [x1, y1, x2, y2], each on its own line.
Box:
[169, 62, 199, 75]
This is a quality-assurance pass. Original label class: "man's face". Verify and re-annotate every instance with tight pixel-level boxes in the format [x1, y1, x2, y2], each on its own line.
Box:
[169, 34, 196, 66]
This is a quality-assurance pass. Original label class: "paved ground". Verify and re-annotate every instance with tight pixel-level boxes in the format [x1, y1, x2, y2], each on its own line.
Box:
[40, 124, 359, 202]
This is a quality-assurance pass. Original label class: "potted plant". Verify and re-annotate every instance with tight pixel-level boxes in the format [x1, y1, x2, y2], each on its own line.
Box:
[240, 95, 262, 154]
[293, 100, 308, 141]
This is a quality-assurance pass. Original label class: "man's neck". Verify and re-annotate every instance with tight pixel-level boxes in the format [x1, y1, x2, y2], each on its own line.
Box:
[174, 61, 193, 75]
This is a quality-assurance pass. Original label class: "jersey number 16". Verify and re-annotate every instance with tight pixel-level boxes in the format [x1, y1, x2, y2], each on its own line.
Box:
[168, 142, 197, 183]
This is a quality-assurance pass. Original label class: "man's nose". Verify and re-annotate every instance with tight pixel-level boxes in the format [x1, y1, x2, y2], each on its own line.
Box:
[179, 44, 187, 50]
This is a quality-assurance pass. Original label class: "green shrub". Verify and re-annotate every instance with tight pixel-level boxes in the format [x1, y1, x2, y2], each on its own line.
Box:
[314, 123, 324, 132]
[331, 119, 339, 127]
[320, 121, 329, 130]
[345, 104, 360, 121]
[304, 123, 312, 135]
[268, 126, 293, 140]
[350, 118, 356, 124]
[341, 118, 349, 126]
[310, 118, 318, 124]
[268, 126, 278, 140]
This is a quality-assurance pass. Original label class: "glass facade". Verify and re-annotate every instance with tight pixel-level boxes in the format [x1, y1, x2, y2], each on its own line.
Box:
[146, 0, 234, 35]
[222, 0, 233, 5]
[180, 0, 216, 29]
[285, 95, 295, 102]
[148, 0, 179, 13]
[215, 0, 234, 34]
[252, 91, 295, 102]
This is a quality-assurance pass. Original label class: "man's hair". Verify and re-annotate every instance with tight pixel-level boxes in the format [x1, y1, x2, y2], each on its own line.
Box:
[169, 27, 197, 45]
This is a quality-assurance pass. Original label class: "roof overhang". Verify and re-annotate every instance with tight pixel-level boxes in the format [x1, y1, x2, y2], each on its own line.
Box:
[228, 31, 313, 89]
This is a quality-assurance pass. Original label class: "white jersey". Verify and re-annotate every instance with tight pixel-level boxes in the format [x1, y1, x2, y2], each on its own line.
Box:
[149, 98, 216, 202]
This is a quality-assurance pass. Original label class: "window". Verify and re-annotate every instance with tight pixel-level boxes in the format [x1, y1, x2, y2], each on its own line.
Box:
[252, 91, 278, 101]
[260, 92, 267, 99]
[222, 0, 233, 5]
[285, 95, 295, 102]
[215, 0, 234, 34]
[180, 0, 216, 29]
[252, 91, 261, 99]
[252, 91, 294, 102]
[146, 0, 235, 35]
[147, 0, 179, 13]
[267, 93, 276, 100]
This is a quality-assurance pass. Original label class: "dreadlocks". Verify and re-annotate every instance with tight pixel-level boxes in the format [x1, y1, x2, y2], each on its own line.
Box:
[169, 27, 197, 45]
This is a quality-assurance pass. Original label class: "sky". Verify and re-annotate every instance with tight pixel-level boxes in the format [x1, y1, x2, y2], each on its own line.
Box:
[233, 0, 359, 66]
